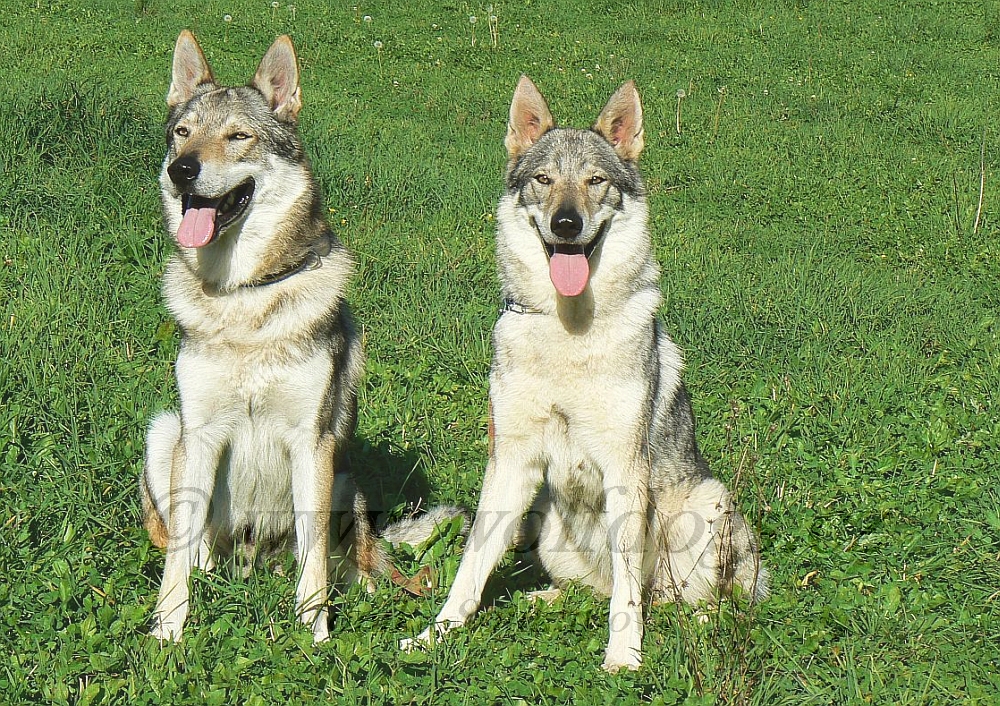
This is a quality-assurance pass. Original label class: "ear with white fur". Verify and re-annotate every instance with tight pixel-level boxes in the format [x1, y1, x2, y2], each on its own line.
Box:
[505, 75, 555, 160]
[593, 81, 644, 162]
[252, 35, 302, 122]
[167, 30, 215, 108]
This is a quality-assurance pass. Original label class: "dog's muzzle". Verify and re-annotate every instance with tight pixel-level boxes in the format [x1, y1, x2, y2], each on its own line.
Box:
[171, 171, 256, 249]
[167, 154, 201, 187]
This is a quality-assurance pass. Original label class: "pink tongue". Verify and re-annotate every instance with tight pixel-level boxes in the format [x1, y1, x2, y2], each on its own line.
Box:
[549, 252, 590, 297]
[176, 206, 218, 248]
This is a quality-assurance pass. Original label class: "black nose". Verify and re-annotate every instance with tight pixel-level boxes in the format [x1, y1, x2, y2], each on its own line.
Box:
[167, 155, 201, 186]
[550, 208, 583, 240]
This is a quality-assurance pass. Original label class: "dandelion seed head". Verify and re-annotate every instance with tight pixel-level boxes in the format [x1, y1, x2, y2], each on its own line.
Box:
[272, 1, 279, 8]
[469, 15, 477, 24]
[676, 89, 686, 99]
[223, 13, 232, 22]
[363, 14, 372, 23]
[373, 40, 383, 49]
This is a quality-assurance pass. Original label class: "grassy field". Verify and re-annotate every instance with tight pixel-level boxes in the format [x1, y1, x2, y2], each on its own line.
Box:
[2, 0, 1000, 702]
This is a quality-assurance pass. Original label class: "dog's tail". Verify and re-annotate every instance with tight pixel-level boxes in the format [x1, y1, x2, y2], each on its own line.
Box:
[349, 492, 468, 587]
[379, 504, 469, 547]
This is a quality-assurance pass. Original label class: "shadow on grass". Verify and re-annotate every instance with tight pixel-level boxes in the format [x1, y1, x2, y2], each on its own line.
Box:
[350, 435, 435, 526]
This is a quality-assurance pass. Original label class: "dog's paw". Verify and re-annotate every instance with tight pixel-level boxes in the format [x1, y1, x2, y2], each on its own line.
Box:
[602, 647, 642, 673]
[526, 587, 562, 604]
[298, 607, 330, 643]
[308, 608, 330, 643]
[150, 619, 183, 643]
[400, 618, 464, 652]
[400, 626, 434, 652]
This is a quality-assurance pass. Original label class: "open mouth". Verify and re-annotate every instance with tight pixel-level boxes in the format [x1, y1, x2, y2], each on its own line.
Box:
[175, 178, 255, 248]
[541, 220, 608, 298]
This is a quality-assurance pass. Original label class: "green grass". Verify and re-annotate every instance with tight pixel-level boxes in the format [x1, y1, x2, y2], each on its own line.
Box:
[3, 0, 1000, 702]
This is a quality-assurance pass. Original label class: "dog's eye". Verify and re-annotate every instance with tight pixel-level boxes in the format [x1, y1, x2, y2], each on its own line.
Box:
[174, 126, 189, 138]
[230, 132, 253, 141]
[587, 176, 606, 186]
[534, 174, 552, 185]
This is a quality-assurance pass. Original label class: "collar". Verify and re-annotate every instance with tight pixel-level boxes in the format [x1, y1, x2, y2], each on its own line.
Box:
[500, 297, 543, 315]
[242, 233, 334, 288]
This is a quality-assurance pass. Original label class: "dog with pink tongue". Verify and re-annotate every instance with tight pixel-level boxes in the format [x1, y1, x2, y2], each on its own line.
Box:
[403, 77, 767, 672]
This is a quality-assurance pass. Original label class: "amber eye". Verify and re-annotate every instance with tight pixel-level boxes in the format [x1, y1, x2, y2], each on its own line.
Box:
[230, 131, 253, 141]
[174, 126, 190, 137]
[587, 175, 606, 186]
[534, 174, 552, 185]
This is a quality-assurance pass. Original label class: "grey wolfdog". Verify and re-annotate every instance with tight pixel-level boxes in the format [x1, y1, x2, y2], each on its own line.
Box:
[403, 77, 767, 671]
[144, 31, 462, 644]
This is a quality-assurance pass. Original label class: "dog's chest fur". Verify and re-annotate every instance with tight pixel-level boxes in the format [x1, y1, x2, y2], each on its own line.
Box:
[492, 304, 663, 499]
[163, 256, 352, 535]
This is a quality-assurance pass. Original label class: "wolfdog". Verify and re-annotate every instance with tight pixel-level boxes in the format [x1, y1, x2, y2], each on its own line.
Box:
[403, 77, 767, 671]
[144, 31, 461, 643]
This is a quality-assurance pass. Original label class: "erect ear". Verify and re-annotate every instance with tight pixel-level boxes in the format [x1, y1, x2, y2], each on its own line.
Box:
[252, 35, 302, 122]
[505, 75, 555, 160]
[593, 81, 644, 162]
[167, 30, 215, 108]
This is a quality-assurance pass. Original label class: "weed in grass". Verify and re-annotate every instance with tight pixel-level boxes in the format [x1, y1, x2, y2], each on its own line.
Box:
[487, 6, 499, 49]
[675, 88, 686, 135]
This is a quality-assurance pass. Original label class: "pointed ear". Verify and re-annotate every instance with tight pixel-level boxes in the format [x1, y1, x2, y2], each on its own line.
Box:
[505, 75, 555, 160]
[593, 81, 644, 162]
[167, 30, 215, 108]
[252, 35, 302, 122]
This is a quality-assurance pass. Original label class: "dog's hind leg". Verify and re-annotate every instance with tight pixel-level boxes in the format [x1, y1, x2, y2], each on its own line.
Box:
[290, 432, 337, 643]
[719, 501, 769, 603]
[654, 477, 767, 606]
[327, 483, 383, 594]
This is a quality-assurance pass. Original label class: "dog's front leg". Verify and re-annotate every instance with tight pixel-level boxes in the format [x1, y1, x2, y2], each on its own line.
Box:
[602, 456, 648, 672]
[152, 435, 218, 642]
[401, 451, 542, 650]
[291, 434, 335, 642]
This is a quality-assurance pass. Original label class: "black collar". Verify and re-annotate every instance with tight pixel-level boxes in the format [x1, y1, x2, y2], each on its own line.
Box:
[500, 297, 543, 315]
[243, 233, 334, 288]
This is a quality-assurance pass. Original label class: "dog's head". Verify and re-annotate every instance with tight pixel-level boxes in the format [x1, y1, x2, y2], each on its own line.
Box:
[160, 31, 303, 249]
[503, 77, 646, 298]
